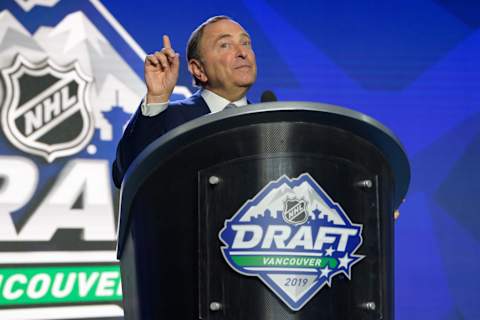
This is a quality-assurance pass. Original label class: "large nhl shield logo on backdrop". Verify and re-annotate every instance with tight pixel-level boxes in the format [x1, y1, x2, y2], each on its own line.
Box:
[1, 54, 94, 162]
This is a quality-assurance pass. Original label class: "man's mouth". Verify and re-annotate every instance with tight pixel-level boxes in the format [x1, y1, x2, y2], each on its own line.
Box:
[235, 64, 251, 69]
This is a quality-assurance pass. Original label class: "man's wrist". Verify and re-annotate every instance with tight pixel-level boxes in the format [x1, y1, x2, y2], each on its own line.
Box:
[146, 93, 170, 104]
[141, 96, 169, 117]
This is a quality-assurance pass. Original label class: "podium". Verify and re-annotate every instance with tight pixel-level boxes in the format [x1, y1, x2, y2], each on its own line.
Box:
[116, 102, 410, 320]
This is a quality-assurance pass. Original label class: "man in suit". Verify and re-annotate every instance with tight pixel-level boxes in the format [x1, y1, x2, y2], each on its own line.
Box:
[112, 16, 257, 187]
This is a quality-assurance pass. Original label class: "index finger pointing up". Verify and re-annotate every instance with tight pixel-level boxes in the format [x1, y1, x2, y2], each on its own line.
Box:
[163, 35, 172, 49]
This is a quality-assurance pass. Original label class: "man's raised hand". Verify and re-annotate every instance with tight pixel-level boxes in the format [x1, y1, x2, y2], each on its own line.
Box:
[144, 35, 180, 104]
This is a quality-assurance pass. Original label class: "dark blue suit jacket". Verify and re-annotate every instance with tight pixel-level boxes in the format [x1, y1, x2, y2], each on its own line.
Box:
[112, 91, 209, 188]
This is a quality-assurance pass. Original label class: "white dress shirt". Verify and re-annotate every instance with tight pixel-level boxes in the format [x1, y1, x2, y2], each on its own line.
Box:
[141, 89, 247, 117]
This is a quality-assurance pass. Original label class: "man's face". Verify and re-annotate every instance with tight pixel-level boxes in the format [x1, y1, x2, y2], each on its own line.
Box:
[197, 19, 257, 99]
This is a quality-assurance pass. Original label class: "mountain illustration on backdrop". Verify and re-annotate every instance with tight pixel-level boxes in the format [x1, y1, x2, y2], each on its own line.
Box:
[0, 10, 145, 141]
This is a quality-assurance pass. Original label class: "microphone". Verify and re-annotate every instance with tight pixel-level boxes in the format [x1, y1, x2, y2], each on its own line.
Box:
[260, 90, 277, 103]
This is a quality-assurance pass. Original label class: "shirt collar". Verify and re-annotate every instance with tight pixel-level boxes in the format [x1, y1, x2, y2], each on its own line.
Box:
[200, 89, 248, 113]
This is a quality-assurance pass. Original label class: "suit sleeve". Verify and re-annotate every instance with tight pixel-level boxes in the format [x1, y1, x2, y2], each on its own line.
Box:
[112, 102, 170, 188]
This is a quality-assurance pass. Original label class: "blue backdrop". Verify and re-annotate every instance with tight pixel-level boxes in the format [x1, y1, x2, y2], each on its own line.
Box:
[104, 1, 480, 318]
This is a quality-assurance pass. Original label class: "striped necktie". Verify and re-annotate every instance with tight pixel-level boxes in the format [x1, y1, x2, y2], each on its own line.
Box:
[224, 103, 237, 110]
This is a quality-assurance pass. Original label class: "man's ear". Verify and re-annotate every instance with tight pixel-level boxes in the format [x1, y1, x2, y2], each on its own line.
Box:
[188, 59, 208, 83]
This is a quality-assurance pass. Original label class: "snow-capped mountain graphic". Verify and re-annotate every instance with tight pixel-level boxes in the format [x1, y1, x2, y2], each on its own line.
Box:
[13, 0, 60, 12]
[240, 177, 346, 225]
[0, 10, 144, 140]
[0, 10, 45, 105]
[33, 11, 144, 136]
[0, 11, 45, 68]
[33, 11, 144, 108]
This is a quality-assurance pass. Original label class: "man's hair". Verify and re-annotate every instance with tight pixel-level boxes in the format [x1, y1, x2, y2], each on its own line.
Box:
[186, 15, 232, 86]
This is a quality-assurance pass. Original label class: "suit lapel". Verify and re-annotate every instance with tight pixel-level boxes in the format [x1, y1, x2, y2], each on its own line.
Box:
[190, 90, 210, 115]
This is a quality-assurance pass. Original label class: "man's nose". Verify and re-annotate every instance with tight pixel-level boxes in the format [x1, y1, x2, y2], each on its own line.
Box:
[235, 44, 248, 58]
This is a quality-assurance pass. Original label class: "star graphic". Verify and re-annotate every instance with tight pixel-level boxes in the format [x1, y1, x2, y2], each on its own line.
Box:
[338, 253, 353, 269]
[325, 247, 335, 256]
[320, 266, 332, 278]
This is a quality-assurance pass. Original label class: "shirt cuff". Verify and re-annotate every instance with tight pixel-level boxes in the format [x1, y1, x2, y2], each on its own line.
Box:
[141, 97, 169, 117]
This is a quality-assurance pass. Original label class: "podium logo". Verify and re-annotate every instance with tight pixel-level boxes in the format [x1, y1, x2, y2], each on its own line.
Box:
[219, 173, 364, 311]
[1, 54, 94, 162]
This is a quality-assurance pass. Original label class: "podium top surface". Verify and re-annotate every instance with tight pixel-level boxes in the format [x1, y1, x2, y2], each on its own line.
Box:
[117, 102, 410, 256]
